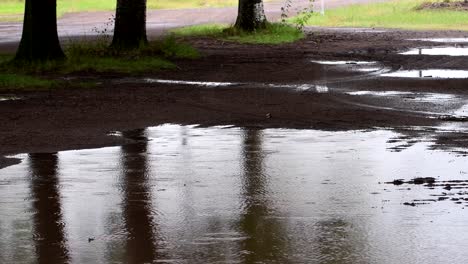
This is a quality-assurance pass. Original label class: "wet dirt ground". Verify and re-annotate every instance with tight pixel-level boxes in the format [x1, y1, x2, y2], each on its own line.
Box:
[2, 28, 468, 164]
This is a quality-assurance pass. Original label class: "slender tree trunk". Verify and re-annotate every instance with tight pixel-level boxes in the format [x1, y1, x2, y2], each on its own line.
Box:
[235, 0, 267, 31]
[111, 0, 148, 50]
[15, 0, 65, 61]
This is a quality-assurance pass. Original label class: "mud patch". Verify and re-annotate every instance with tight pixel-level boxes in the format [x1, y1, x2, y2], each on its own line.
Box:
[386, 177, 468, 207]
[0, 156, 21, 169]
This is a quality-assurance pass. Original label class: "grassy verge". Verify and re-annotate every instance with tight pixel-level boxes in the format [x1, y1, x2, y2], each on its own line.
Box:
[0, 73, 58, 90]
[0, 0, 242, 21]
[172, 23, 305, 44]
[293, 0, 468, 31]
[0, 37, 199, 90]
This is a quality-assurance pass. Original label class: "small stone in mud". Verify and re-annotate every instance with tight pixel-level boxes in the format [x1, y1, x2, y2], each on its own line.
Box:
[266, 113, 271, 119]
[390, 179, 405, 185]
[444, 185, 452, 191]
[403, 202, 416, 207]
[438, 197, 449, 201]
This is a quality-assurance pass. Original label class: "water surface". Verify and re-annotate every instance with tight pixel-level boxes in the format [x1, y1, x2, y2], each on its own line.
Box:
[1, 125, 468, 263]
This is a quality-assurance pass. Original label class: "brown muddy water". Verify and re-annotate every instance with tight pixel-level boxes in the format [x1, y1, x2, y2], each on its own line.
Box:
[1, 125, 468, 263]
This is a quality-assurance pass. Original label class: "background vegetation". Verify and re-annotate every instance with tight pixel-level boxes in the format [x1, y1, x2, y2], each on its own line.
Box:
[295, 0, 468, 31]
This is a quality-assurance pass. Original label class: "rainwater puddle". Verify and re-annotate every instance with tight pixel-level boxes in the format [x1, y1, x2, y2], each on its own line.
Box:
[310, 60, 386, 75]
[135, 78, 332, 93]
[400, 47, 468, 56]
[144, 78, 239, 87]
[1, 125, 468, 263]
[311, 60, 376, 65]
[0, 96, 20, 102]
[346, 91, 458, 102]
[409, 38, 468, 43]
[381, 69, 468, 79]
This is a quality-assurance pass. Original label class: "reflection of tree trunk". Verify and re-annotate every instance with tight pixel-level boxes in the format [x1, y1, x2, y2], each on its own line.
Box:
[112, 0, 148, 49]
[15, 0, 65, 61]
[29, 153, 69, 264]
[120, 129, 157, 263]
[239, 129, 285, 263]
[315, 219, 362, 263]
[235, 0, 267, 31]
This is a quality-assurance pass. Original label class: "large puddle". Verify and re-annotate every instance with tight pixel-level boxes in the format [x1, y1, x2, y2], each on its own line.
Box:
[409, 38, 468, 43]
[1, 125, 468, 263]
[400, 47, 468, 56]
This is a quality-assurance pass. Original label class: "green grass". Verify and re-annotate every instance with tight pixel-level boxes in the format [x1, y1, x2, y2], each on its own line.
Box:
[0, 37, 199, 90]
[0, 0, 242, 21]
[172, 23, 305, 44]
[293, 0, 468, 31]
[0, 73, 58, 90]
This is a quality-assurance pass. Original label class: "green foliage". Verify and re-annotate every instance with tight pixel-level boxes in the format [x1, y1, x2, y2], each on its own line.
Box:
[281, 0, 315, 29]
[293, 0, 468, 31]
[173, 23, 305, 44]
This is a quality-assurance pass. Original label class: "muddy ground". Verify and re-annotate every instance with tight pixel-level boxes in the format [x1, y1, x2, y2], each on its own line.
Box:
[1, 28, 468, 168]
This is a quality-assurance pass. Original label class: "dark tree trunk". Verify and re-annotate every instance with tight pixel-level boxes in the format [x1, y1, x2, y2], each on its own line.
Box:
[235, 0, 267, 31]
[111, 0, 148, 50]
[15, 0, 65, 62]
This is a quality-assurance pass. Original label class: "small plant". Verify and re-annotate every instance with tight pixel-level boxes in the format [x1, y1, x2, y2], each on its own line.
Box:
[281, 0, 315, 30]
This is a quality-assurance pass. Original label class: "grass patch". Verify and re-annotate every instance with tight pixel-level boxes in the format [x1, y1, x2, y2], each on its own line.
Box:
[0, 37, 199, 90]
[0, 73, 58, 90]
[0, 0, 246, 21]
[293, 0, 468, 31]
[173, 23, 305, 44]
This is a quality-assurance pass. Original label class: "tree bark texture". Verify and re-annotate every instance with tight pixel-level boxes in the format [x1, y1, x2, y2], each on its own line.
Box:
[112, 0, 148, 50]
[235, 0, 267, 31]
[15, 0, 65, 61]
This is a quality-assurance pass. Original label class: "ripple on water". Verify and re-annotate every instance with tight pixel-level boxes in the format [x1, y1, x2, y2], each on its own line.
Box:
[1, 125, 468, 263]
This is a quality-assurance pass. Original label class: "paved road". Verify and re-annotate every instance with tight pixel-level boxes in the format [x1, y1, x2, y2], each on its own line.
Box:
[0, 0, 386, 52]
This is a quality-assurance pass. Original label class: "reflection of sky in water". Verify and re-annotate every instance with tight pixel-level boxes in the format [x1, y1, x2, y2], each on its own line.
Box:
[311, 60, 376, 65]
[409, 38, 468, 43]
[1, 125, 468, 263]
[400, 47, 468, 56]
[346, 91, 459, 103]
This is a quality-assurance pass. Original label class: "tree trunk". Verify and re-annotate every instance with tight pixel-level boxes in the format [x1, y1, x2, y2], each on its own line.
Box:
[235, 0, 267, 31]
[111, 0, 148, 50]
[15, 0, 65, 61]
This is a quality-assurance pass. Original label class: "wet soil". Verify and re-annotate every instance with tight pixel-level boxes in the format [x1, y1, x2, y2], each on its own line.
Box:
[1, 28, 468, 168]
